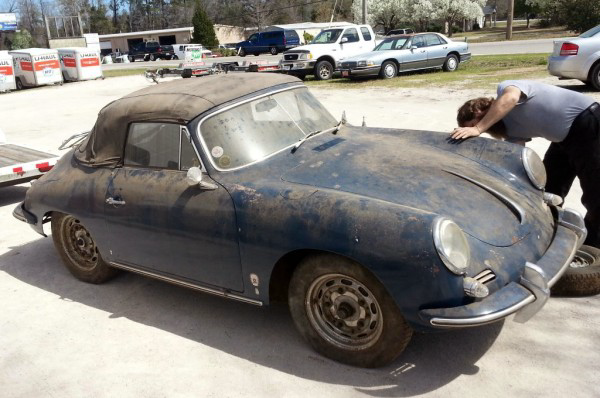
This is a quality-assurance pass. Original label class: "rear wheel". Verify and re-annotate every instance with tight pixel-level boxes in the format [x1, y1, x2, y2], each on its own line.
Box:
[442, 54, 459, 72]
[589, 62, 600, 91]
[551, 245, 600, 296]
[288, 254, 413, 368]
[379, 61, 397, 79]
[16, 77, 23, 90]
[51, 213, 119, 284]
[149, 54, 156, 61]
[238, 48, 246, 57]
[129, 56, 135, 62]
[314, 60, 334, 81]
[173, 55, 179, 60]
[269, 46, 278, 55]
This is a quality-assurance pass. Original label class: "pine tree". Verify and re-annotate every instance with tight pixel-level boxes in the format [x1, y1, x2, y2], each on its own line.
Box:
[191, 0, 218, 48]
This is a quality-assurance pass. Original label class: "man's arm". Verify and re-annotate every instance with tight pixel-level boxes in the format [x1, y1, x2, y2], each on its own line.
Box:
[451, 85, 522, 140]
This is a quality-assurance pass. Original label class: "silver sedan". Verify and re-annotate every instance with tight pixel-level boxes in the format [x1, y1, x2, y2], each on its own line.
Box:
[339, 33, 471, 79]
[548, 25, 600, 90]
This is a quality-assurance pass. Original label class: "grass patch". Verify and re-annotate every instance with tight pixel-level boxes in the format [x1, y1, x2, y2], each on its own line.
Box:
[457, 25, 575, 43]
[103, 68, 148, 78]
[305, 53, 551, 90]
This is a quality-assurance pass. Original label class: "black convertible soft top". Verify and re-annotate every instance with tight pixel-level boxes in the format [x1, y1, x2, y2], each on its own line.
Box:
[75, 73, 301, 167]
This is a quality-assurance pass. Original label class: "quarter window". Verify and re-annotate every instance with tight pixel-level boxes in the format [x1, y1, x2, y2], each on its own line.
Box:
[360, 27, 372, 41]
[124, 123, 200, 170]
[425, 34, 443, 46]
[342, 28, 360, 43]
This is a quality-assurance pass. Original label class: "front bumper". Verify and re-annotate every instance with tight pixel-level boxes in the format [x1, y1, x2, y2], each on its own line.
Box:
[340, 66, 380, 77]
[13, 201, 46, 236]
[419, 208, 585, 328]
[280, 61, 315, 72]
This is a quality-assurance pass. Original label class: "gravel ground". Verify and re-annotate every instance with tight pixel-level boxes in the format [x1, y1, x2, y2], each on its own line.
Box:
[1, 74, 599, 398]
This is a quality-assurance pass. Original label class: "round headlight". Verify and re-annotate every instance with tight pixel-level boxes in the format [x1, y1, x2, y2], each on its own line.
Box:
[433, 217, 470, 275]
[522, 147, 546, 190]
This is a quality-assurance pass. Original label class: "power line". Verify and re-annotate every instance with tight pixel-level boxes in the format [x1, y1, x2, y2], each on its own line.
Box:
[251, 0, 331, 15]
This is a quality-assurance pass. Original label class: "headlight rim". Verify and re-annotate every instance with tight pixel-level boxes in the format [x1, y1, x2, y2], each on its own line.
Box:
[433, 217, 471, 276]
[522, 147, 547, 190]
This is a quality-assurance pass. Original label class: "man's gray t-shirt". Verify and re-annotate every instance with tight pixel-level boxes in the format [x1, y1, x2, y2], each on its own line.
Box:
[497, 80, 594, 142]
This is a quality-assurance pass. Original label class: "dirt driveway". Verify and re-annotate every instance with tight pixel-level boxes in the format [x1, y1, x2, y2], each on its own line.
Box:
[1, 75, 599, 397]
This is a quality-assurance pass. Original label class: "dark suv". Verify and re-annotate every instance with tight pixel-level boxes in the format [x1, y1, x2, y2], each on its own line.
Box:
[236, 30, 300, 56]
[128, 41, 175, 62]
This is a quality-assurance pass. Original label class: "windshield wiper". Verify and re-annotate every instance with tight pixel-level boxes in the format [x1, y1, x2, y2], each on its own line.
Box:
[291, 120, 343, 153]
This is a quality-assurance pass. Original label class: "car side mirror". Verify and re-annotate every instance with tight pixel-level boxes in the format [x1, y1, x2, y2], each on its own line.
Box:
[186, 166, 217, 190]
[411, 45, 417, 50]
[341, 37, 349, 44]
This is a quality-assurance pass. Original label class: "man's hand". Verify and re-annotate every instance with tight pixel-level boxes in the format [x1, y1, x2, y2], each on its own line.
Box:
[451, 126, 481, 140]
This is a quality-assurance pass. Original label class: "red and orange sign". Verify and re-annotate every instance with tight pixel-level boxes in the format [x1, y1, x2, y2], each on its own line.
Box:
[63, 57, 76, 68]
[80, 57, 100, 67]
[0, 66, 13, 75]
[34, 60, 60, 71]
[20, 61, 33, 71]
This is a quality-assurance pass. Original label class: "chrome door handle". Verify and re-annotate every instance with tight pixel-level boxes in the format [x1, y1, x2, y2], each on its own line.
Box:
[106, 197, 126, 206]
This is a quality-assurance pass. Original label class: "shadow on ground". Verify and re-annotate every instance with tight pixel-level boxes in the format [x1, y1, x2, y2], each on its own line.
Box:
[0, 237, 505, 397]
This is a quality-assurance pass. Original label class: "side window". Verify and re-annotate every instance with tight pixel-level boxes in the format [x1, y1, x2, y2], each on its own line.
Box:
[249, 33, 258, 42]
[342, 28, 360, 43]
[124, 123, 200, 171]
[425, 34, 442, 46]
[412, 36, 425, 48]
[360, 27, 372, 41]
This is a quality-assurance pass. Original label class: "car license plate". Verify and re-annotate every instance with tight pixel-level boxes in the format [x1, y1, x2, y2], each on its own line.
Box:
[342, 70, 349, 77]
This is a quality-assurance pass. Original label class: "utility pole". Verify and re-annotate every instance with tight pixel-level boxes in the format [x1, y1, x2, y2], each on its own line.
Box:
[506, 0, 514, 40]
[362, 0, 367, 25]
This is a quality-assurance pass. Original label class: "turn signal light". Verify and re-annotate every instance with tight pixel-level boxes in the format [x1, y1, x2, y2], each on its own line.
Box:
[560, 43, 578, 56]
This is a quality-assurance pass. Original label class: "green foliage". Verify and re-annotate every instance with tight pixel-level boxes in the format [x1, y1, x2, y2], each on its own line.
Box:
[10, 30, 35, 50]
[191, 0, 218, 48]
[559, 0, 600, 33]
[303, 31, 314, 43]
[213, 48, 236, 56]
[89, 4, 114, 34]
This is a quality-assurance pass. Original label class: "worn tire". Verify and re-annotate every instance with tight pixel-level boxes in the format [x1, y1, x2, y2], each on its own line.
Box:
[589, 62, 600, 91]
[379, 60, 397, 79]
[288, 254, 413, 368]
[442, 54, 459, 72]
[173, 55, 179, 60]
[51, 213, 119, 284]
[16, 77, 23, 90]
[551, 245, 600, 296]
[149, 54, 156, 61]
[314, 60, 334, 81]
[269, 46, 278, 55]
[238, 48, 246, 57]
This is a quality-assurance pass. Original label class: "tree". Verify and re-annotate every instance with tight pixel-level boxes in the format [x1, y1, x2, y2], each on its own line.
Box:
[10, 29, 35, 49]
[558, 0, 600, 33]
[430, 0, 485, 36]
[191, 0, 218, 47]
[514, 0, 539, 28]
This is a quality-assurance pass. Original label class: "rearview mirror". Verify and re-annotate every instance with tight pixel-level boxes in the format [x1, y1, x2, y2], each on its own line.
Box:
[411, 45, 417, 50]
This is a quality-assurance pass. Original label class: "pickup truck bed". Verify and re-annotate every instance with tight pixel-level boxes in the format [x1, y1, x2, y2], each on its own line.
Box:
[0, 143, 58, 187]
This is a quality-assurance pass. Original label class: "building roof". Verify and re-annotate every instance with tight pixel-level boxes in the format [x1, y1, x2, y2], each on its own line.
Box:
[264, 22, 354, 31]
[75, 73, 302, 167]
[99, 27, 194, 39]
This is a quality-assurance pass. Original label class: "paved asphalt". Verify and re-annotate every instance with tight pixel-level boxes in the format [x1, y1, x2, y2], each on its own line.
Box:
[102, 38, 557, 71]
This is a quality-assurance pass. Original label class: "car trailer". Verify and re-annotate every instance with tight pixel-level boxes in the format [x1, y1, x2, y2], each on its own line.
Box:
[9, 48, 63, 90]
[58, 48, 104, 82]
[144, 60, 282, 83]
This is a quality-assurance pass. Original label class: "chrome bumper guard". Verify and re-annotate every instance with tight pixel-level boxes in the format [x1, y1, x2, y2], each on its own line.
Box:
[420, 208, 585, 328]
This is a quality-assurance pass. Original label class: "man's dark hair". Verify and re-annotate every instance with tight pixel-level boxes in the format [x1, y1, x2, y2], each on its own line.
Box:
[457, 97, 494, 126]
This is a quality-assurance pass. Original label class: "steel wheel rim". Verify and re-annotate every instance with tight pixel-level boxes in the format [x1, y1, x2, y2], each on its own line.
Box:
[270, 47, 277, 55]
[61, 216, 99, 271]
[384, 64, 395, 77]
[448, 57, 457, 70]
[319, 65, 331, 79]
[571, 251, 595, 268]
[305, 273, 383, 350]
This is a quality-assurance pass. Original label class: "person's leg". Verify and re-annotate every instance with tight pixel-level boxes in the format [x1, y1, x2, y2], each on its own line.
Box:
[543, 142, 576, 199]
[561, 107, 600, 247]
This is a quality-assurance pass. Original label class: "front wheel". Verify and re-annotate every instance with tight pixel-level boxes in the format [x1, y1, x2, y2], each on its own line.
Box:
[551, 245, 600, 296]
[442, 54, 459, 72]
[269, 46, 278, 55]
[51, 213, 119, 284]
[173, 55, 179, 60]
[314, 60, 333, 81]
[238, 48, 246, 57]
[149, 54, 156, 61]
[379, 61, 397, 79]
[589, 62, 600, 91]
[288, 254, 413, 368]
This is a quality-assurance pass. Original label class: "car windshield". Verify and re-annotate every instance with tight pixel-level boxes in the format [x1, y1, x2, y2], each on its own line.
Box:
[375, 37, 408, 51]
[579, 24, 600, 38]
[313, 29, 343, 44]
[199, 88, 338, 170]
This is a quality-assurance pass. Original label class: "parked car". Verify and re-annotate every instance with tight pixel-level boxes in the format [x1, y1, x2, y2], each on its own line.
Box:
[281, 24, 377, 80]
[128, 41, 174, 62]
[340, 33, 470, 79]
[173, 43, 213, 60]
[386, 28, 414, 35]
[236, 30, 300, 56]
[13, 73, 585, 368]
[548, 24, 600, 90]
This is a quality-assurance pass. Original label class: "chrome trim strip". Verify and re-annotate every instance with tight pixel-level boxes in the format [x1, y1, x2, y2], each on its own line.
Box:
[444, 170, 526, 224]
[196, 84, 307, 173]
[558, 208, 587, 244]
[430, 294, 535, 327]
[109, 262, 263, 306]
[478, 274, 496, 284]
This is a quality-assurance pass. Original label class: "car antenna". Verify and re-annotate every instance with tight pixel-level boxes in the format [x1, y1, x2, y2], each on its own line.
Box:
[362, 116, 367, 127]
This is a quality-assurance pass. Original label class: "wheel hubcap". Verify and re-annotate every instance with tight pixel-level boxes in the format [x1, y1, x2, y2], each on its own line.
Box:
[571, 251, 594, 268]
[306, 273, 383, 350]
[319, 66, 330, 79]
[62, 216, 99, 270]
[448, 58, 457, 69]
[385, 64, 395, 77]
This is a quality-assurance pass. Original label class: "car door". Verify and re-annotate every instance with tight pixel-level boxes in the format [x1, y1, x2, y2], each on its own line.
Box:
[246, 33, 259, 53]
[424, 34, 448, 68]
[103, 122, 243, 291]
[400, 35, 427, 71]
[339, 28, 364, 60]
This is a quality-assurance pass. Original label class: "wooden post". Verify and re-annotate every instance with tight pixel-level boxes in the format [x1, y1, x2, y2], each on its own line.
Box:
[506, 0, 514, 40]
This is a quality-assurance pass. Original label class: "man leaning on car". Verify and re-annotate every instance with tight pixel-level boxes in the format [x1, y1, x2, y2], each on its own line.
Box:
[450, 80, 600, 248]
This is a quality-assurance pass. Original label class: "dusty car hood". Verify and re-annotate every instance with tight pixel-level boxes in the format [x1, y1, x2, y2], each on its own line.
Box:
[281, 127, 536, 247]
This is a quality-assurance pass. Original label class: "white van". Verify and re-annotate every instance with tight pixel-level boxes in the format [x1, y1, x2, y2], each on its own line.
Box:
[173, 43, 212, 60]
[0, 51, 16, 92]
[58, 48, 103, 82]
[9, 48, 63, 89]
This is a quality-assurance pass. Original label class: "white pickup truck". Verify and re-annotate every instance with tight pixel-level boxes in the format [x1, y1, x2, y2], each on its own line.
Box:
[280, 24, 377, 80]
[0, 128, 59, 188]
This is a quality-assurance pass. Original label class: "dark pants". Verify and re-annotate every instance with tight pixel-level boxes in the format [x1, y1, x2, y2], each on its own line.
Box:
[543, 102, 600, 247]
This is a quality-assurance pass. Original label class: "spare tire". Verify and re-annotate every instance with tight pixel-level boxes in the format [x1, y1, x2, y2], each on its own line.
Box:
[551, 245, 600, 297]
